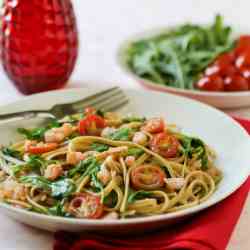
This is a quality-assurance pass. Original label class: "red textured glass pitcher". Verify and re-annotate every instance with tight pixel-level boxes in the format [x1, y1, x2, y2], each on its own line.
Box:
[0, 0, 78, 94]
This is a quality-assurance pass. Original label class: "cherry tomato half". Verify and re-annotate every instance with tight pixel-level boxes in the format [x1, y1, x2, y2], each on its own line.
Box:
[131, 164, 166, 190]
[150, 133, 180, 158]
[25, 142, 58, 154]
[196, 75, 224, 91]
[78, 114, 106, 135]
[141, 118, 165, 134]
[224, 74, 249, 91]
[68, 193, 103, 219]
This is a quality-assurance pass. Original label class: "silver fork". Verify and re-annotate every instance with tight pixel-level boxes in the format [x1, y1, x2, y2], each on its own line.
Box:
[0, 87, 129, 122]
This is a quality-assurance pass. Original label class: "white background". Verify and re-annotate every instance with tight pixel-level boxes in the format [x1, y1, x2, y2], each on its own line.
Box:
[0, 0, 249, 249]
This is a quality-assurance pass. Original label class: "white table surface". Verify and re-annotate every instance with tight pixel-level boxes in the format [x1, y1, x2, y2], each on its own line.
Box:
[0, 0, 249, 249]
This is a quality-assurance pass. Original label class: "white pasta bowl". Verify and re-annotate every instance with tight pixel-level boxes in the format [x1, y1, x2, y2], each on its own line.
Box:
[117, 27, 250, 109]
[0, 87, 249, 233]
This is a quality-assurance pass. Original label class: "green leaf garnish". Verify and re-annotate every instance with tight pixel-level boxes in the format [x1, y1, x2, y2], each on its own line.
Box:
[17, 119, 60, 140]
[47, 202, 66, 216]
[127, 190, 152, 204]
[180, 135, 208, 170]
[51, 179, 76, 198]
[20, 176, 76, 198]
[108, 127, 132, 141]
[2, 147, 22, 159]
[127, 147, 144, 157]
[103, 190, 118, 208]
[90, 143, 110, 152]
[11, 155, 46, 176]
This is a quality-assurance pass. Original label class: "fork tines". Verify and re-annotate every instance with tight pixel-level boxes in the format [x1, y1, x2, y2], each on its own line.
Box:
[71, 86, 129, 113]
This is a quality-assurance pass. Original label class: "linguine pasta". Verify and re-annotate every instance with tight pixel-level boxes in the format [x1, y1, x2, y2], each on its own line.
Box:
[0, 107, 222, 219]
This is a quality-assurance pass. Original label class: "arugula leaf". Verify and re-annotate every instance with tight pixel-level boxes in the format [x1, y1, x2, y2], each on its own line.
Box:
[190, 138, 208, 169]
[17, 127, 47, 140]
[131, 41, 166, 84]
[103, 190, 118, 208]
[159, 40, 186, 89]
[2, 147, 22, 159]
[20, 176, 76, 198]
[68, 157, 99, 177]
[51, 179, 76, 198]
[91, 143, 109, 152]
[90, 171, 103, 193]
[180, 135, 208, 170]
[212, 14, 232, 45]
[127, 147, 144, 157]
[17, 119, 60, 140]
[108, 127, 132, 141]
[26, 155, 45, 169]
[128, 190, 152, 204]
[11, 155, 46, 176]
[11, 165, 25, 176]
[68, 157, 103, 193]
[20, 176, 51, 190]
[48, 202, 65, 216]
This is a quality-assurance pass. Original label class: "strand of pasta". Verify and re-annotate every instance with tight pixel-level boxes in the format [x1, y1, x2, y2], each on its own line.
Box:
[26, 192, 48, 214]
[5, 199, 32, 209]
[167, 171, 215, 210]
[119, 157, 127, 184]
[76, 176, 90, 192]
[42, 146, 68, 159]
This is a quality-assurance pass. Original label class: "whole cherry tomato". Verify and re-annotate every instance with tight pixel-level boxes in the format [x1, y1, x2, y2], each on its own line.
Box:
[196, 75, 224, 91]
[224, 74, 248, 91]
[215, 52, 236, 67]
[235, 35, 250, 56]
[240, 67, 250, 82]
[149, 133, 180, 158]
[235, 51, 250, 69]
[205, 64, 236, 78]
[68, 193, 103, 219]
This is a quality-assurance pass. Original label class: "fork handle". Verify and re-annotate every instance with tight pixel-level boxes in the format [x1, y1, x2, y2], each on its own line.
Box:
[0, 110, 54, 122]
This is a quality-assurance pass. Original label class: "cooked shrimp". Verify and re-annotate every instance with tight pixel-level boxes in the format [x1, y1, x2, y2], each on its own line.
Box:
[132, 132, 148, 145]
[66, 151, 85, 165]
[45, 123, 75, 143]
[44, 164, 63, 180]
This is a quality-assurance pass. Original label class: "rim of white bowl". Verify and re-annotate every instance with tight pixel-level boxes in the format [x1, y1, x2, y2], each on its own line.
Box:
[0, 87, 249, 226]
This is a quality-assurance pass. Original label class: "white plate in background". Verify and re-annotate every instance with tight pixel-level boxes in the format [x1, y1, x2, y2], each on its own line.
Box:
[117, 27, 250, 109]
